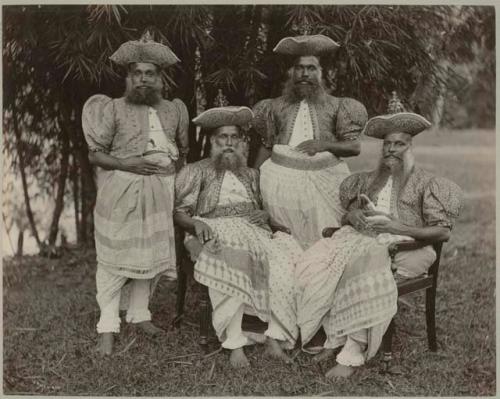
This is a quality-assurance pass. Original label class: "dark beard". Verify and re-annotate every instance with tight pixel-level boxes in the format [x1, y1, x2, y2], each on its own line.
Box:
[282, 77, 327, 104]
[126, 87, 162, 106]
[212, 151, 246, 172]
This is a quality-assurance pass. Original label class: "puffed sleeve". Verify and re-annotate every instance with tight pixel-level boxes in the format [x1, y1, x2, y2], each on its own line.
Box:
[173, 98, 190, 157]
[335, 98, 368, 141]
[339, 173, 365, 211]
[81, 94, 116, 153]
[174, 162, 202, 217]
[252, 99, 276, 149]
[422, 177, 463, 229]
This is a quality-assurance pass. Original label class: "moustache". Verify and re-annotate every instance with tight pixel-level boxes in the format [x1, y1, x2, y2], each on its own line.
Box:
[384, 154, 402, 160]
[295, 79, 317, 85]
[222, 148, 235, 153]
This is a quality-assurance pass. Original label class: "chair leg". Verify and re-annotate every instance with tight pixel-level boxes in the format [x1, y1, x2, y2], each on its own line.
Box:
[173, 262, 187, 328]
[381, 319, 395, 373]
[199, 283, 212, 352]
[425, 286, 438, 352]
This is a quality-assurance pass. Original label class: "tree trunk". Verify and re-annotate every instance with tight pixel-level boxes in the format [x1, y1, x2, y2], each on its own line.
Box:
[47, 129, 70, 246]
[262, 5, 288, 97]
[431, 88, 446, 129]
[12, 108, 42, 249]
[16, 230, 24, 257]
[64, 99, 96, 247]
[430, 59, 450, 130]
[71, 154, 82, 244]
[244, 5, 263, 106]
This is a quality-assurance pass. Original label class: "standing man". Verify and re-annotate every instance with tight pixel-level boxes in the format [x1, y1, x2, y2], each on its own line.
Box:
[252, 31, 368, 249]
[81, 32, 189, 355]
[295, 94, 462, 378]
[175, 106, 303, 368]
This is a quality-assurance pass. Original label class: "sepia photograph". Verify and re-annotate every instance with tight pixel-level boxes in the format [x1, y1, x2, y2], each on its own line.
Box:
[2, 3, 496, 396]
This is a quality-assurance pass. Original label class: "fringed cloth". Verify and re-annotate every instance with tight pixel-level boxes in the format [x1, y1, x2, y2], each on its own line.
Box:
[260, 145, 351, 250]
[295, 226, 398, 361]
[187, 216, 302, 347]
[94, 168, 176, 280]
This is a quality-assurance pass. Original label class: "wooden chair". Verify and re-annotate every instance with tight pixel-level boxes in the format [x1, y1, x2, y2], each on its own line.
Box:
[173, 225, 278, 352]
[172, 227, 214, 351]
[322, 227, 445, 372]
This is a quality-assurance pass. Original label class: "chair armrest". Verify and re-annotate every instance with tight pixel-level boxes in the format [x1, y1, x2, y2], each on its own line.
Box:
[388, 240, 435, 258]
[322, 227, 341, 238]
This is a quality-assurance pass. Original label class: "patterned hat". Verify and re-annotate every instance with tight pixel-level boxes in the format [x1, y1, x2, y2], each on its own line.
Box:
[192, 106, 254, 129]
[273, 20, 339, 56]
[273, 34, 340, 56]
[109, 31, 180, 68]
[192, 89, 254, 129]
[363, 92, 432, 139]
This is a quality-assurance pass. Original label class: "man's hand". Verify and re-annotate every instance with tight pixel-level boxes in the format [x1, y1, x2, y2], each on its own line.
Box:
[368, 218, 409, 235]
[346, 209, 369, 231]
[269, 219, 291, 234]
[193, 220, 214, 243]
[295, 139, 330, 156]
[247, 210, 269, 226]
[119, 156, 160, 175]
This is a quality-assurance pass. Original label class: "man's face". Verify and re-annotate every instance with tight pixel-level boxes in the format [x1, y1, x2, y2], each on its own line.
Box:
[126, 63, 163, 105]
[212, 127, 243, 154]
[211, 126, 246, 171]
[129, 63, 161, 92]
[292, 56, 322, 86]
[381, 132, 412, 168]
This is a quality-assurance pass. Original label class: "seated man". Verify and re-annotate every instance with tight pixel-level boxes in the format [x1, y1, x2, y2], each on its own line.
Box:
[174, 105, 303, 368]
[295, 93, 462, 378]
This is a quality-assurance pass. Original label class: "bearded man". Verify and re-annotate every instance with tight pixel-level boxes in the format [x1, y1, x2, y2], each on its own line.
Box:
[81, 32, 189, 355]
[295, 93, 462, 378]
[174, 106, 303, 368]
[252, 32, 368, 249]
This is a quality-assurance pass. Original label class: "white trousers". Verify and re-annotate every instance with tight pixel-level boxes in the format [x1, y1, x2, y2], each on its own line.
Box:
[96, 266, 152, 333]
[334, 329, 368, 367]
[209, 288, 287, 350]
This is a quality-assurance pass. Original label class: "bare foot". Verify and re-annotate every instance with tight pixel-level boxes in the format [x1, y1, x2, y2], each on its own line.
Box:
[265, 338, 293, 364]
[312, 348, 335, 363]
[135, 321, 164, 336]
[325, 363, 355, 379]
[230, 348, 250, 368]
[96, 333, 114, 356]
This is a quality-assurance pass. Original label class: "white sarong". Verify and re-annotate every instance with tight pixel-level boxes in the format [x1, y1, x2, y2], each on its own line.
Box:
[260, 145, 350, 249]
[295, 226, 398, 362]
[188, 217, 302, 348]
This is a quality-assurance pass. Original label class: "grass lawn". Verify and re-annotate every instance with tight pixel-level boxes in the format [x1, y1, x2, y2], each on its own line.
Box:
[3, 129, 496, 396]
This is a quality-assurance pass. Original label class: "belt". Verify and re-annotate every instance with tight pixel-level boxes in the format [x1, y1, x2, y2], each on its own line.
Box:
[270, 150, 341, 171]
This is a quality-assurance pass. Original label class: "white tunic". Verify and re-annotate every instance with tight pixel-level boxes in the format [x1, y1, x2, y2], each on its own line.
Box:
[288, 100, 314, 147]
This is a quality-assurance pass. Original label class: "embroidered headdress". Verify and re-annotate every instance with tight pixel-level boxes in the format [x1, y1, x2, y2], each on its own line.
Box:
[363, 92, 432, 139]
[110, 30, 180, 68]
[273, 19, 340, 56]
[192, 90, 253, 130]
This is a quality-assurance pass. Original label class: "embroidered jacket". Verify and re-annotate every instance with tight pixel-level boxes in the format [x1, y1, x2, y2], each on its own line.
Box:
[252, 94, 368, 149]
[339, 167, 463, 229]
[175, 158, 262, 218]
[83, 97, 189, 158]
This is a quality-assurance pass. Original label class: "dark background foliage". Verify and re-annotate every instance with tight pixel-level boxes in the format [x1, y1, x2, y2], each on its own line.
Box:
[2, 4, 495, 251]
